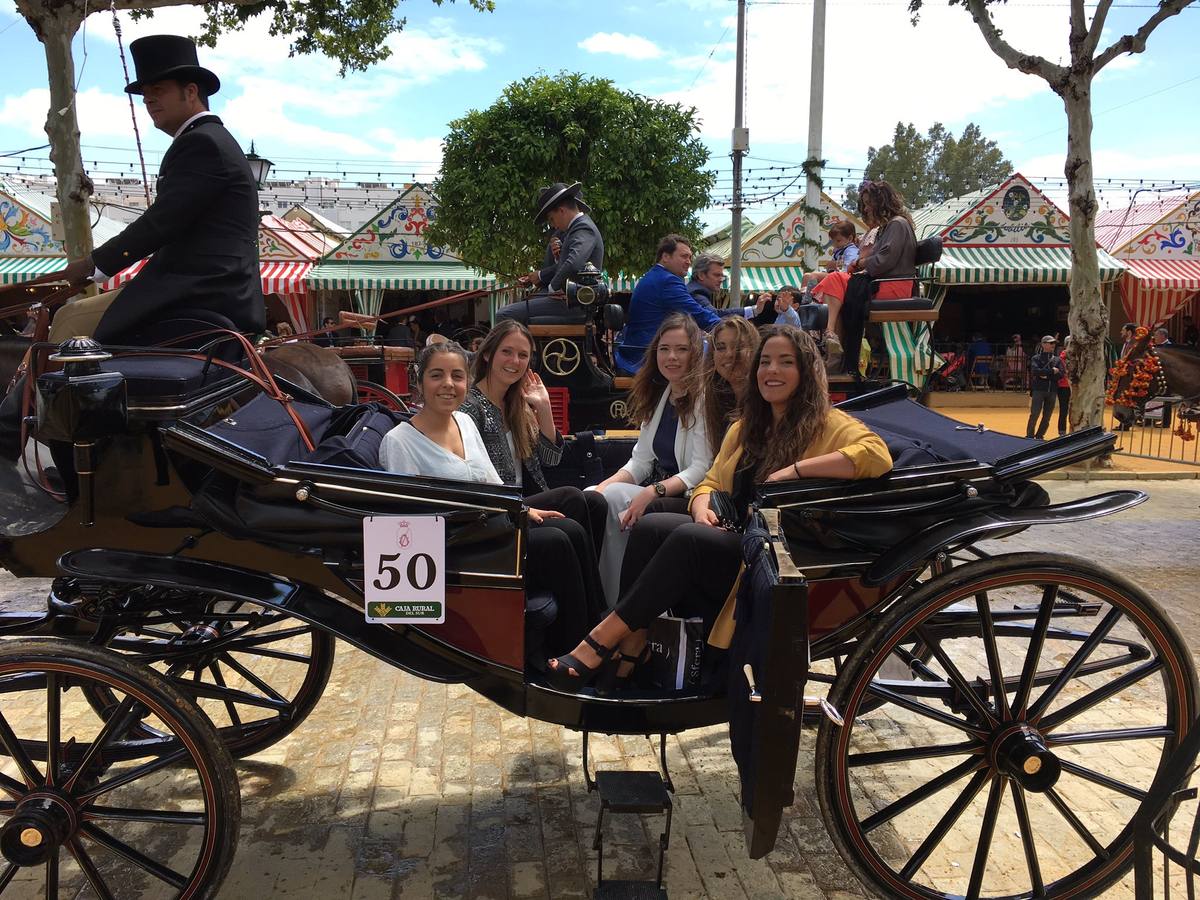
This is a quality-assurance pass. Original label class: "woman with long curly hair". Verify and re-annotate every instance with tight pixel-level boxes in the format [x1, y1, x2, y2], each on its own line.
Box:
[588, 313, 712, 607]
[814, 181, 918, 362]
[547, 326, 891, 691]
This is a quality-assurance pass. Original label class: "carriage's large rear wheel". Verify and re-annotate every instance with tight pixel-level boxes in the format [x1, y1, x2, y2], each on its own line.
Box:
[0, 639, 239, 898]
[816, 552, 1197, 899]
[77, 593, 335, 758]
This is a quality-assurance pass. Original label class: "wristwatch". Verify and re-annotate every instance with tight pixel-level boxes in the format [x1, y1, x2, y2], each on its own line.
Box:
[653, 481, 667, 497]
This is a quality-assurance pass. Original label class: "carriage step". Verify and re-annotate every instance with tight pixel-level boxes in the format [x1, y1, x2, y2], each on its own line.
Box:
[594, 881, 668, 899]
[594, 770, 671, 814]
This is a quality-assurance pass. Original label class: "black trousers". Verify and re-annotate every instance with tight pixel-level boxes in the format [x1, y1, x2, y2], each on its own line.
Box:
[614, 517, 742, 636]
[644, 496, 690, 517]
[495, 294, 588, 325]
[1056, 385, 1071, 435]
[1027, 389, 1056, 438]
[526, 484, 608, 555]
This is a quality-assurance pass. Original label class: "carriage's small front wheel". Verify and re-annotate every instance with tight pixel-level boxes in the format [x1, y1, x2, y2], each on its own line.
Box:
[816, 552, 1197, 899]
[0, 639, 240, 898]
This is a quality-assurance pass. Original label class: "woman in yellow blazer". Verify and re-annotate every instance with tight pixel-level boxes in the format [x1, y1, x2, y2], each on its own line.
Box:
[546, 326, 892, 691]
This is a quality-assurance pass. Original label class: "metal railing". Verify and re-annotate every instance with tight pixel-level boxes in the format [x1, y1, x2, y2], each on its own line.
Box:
[1109, 399, 1200, 467]
[1133, 716, 1200, 899]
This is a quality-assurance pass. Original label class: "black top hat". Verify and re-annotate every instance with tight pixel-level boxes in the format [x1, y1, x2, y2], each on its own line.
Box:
[533, 182, 590, 224]
[124, 35, 221, 96]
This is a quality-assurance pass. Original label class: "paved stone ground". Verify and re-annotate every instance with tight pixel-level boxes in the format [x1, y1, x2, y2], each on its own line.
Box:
[0, 479, 1197, 899]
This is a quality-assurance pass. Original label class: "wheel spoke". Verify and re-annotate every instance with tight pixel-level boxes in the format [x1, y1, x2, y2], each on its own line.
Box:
[0, 707, 42, 787]
[1048, 726, 1174, 746]
[974, 592, 1011, 721]
[1058, 759, 1149, 801]
[232, 625, 313, 648]
[175, 679, 289, 713]
[0, 862, 16, 891]
[45, 847, 58, 898]
[916, 625, 997, 727]
[45, 671, 60, 786]
[966, 776, 1004, 900]
[83, 805, 206, 826]
[861, 756, 982, 833]
[82, 823, 189, 889]
[217, 653, 288, 704]
[1009, 782, 1045, 897]
[849, 740, 980, 768]
[68, 837, 116, 900]
[76, 745, 189, 804]
[0, 771, 25, 802]
[62, 695, 140, 793]
[864, 682, 989, 737]
[208, 664, 243, 727]
[899, 769, 991, 880]
[1039, 659, 1165, 732]
[1012, 585, 1058, 718]
[1045, 787, 1110, 860]
[1028, 606, 1122, 722]
[226, 644, 313, 665]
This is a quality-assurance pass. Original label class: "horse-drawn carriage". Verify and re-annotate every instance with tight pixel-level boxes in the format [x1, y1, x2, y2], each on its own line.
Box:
[0, 326, 1194, 898]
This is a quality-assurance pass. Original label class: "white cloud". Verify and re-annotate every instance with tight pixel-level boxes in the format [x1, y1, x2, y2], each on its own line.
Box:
[579, 32, 664, 61]
[1, 87, 155, 142]
[380, 20, 502, 80]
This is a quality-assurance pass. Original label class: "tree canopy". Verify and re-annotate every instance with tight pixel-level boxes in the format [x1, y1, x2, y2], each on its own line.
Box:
[844, 121, 1012, 211]
[428, 73, 715, 281]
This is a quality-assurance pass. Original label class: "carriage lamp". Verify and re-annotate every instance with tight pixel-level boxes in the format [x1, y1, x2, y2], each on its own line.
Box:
[245, 142, 273, 189]
[565, 262, 609, 307]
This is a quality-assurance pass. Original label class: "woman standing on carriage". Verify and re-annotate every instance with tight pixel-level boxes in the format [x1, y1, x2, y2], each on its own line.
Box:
[588, 314, 713, 608]
[549, 326, 892, 690]
[459, 319, 608, 623]
[380, 341, 602, 655]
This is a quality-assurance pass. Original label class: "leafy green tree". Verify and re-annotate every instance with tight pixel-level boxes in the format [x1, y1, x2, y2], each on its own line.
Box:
[15, 0, 493, 260]
[907, 0, 1191, 432]
[429, 73, 715, 281]
[843, 121, 1011, 211]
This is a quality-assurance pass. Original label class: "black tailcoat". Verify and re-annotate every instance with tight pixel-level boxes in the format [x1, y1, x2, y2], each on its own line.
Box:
[91, 114, 265, 343]
[537, 213, 604, 292]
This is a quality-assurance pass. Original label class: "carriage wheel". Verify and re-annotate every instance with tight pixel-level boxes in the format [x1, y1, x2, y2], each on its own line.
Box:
[82, 598, 335, 758]
[816, 552, 1197, 899]
[356, 380, 409, 411]
[0, 639, 239, 899]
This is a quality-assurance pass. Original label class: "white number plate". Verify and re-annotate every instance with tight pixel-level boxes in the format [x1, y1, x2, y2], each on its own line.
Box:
[362, 515, 446, 624]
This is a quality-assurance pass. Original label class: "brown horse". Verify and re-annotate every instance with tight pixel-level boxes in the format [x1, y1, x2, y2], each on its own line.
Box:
[1111, 333, 1200, 425]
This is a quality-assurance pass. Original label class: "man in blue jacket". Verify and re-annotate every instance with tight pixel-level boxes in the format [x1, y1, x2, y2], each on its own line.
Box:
[615, 235, 721, 373]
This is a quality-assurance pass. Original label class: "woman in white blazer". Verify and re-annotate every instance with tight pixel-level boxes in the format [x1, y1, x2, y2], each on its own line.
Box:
[589, 314, 713, 606]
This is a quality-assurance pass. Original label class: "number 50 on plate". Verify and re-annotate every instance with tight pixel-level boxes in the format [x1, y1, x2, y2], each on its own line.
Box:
[362, 515, 446, 624]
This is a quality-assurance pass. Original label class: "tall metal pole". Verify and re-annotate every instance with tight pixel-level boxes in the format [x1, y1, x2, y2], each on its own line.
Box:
[803, 0, 826, 271]
[729, 0, 748, 306]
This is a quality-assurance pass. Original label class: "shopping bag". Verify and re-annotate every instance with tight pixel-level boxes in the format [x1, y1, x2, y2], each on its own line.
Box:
[647, 615, 706, 691]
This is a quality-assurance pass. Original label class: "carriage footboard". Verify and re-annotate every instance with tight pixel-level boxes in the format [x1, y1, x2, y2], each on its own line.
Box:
[862, 489, 1148, 586]
[54, 548, 474, 683]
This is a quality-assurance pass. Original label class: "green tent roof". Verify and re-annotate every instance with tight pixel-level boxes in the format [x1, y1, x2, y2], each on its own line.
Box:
[931, 246, 1125, 285]
[307, 261, 496, 291]
[0, 257, 66, 285]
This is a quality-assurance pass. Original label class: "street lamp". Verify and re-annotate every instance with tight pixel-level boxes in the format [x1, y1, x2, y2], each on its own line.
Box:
[245, 141, 273, 189]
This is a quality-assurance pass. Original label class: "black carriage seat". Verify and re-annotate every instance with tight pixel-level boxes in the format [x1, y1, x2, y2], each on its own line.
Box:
[98, 355, 246, 409]
[867, 235, 943, 323]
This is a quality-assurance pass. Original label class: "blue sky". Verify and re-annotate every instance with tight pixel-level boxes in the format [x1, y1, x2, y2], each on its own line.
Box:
[1, 0, 1197, 229]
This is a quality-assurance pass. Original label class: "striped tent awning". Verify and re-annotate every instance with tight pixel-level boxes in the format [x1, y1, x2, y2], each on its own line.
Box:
[932, 246, 1126, 285]
[1119, 258, 1200, 327]
[261, 260, 313, 295]
[735, 266, 809, 292]
[308, 262, 495, 291]
[0, 257, 66, 285]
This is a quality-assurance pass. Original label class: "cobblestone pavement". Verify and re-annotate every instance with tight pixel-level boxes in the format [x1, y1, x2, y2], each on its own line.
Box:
[1, 479, 1197, 899]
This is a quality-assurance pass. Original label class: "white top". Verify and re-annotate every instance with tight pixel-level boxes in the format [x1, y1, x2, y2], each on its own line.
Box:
[504, 431, 523, 487]
[619, 389, 713, 490]
[380, 412, 502, 484]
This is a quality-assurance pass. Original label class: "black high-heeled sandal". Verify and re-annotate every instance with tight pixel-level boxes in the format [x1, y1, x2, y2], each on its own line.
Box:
[546, 634, 613, 691]
[597, 645, 652, 694]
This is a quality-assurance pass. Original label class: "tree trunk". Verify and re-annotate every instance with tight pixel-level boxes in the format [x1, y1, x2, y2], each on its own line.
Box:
[1061, 73, 1106, 431]
[20, 3, 94, 261]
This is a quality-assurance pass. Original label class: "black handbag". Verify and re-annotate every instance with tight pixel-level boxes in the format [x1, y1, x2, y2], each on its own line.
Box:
[707, 490, 743, 531]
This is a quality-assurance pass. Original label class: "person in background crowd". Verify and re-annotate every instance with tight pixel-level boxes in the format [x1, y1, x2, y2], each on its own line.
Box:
[459, 320, 608, 650]
[1026, 335, 1064, 440]
[687, 253, 736, 319]
[1153, 326, 1172, 347]
[967, 333, 992, 386]
[314, 317, 337, 347]
[1056, 336, 1072, 437]
[382, 317, 415, 348]
[496, 182, 605, 324]
[406, 317, 424, 348]
[590, 314, 712, 606]
[1003, 333, 1027, 389]
[546, 325, 891, 691]
[275, 322, 296, 340]
[1183, 316, 1198, 347]
[1120, 322, 1139, 359]
[1148, 328, 1174, 429]
[614, 236, 720, 374]
[828, 220, 859, 271]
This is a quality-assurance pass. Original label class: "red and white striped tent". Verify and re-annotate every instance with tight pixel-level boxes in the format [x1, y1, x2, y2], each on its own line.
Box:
[101, 215, 325, 332]
[1096, 191, 1200, 328]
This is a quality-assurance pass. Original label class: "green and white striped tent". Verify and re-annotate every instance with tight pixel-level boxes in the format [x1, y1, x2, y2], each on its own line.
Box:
[306, 261, 494, 291]
[0, 179, 125, 284]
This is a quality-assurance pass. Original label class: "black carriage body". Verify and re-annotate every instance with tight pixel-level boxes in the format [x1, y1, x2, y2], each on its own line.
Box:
[2, 354, 1181, 878]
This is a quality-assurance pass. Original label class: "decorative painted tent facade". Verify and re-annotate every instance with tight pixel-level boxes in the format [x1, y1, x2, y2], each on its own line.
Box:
[1096, 191, 1200, 329]
[0, 180, 124, 284]
[708, 193, 866, 291]
[306, 185, 495, 317]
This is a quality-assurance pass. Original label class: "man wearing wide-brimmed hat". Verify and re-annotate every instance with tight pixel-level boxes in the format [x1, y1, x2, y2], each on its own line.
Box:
[52, 34, 264, 345]
[495, 182, 605, 324]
